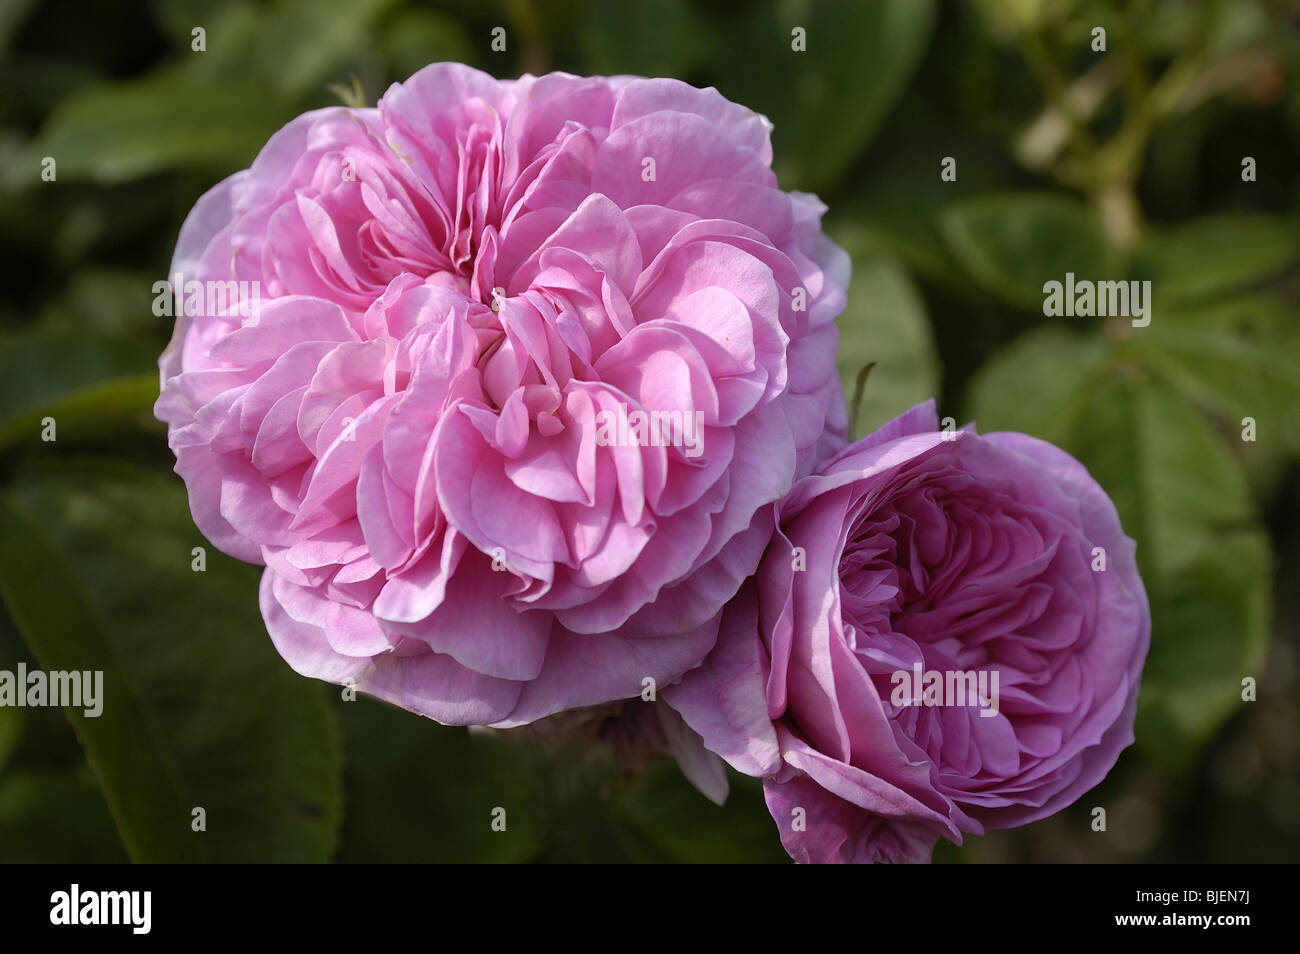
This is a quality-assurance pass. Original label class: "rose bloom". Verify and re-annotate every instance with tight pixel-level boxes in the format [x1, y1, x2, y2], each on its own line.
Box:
[666, 402, 1150, 862]
[155, 64, 847, 725]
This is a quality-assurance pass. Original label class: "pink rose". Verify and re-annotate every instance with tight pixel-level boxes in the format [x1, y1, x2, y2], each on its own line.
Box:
[667, 402, 1150, 862]
[155, 64, 847, 726]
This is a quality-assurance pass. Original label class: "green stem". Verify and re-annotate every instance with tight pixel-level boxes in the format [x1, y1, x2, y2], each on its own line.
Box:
[847, 362, 877, 440]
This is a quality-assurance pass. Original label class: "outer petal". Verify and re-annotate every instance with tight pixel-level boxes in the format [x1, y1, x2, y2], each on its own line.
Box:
[663, 584, 781, 778]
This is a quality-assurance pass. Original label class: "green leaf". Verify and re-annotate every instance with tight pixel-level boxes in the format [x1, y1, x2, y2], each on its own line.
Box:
[0, 269, 163, 436]
[156, 0, 396, 97]
[579, 0, 708, 78]
[250, 0, 398, 98]
[337, 694, 788, 863]
[715, 0, 935, 192]
[0, 0, 37, 55]
[0, 705, 18, 775]
[962, 325, 1109, 442]
[0, 374, 160, 454]
[830, 230, 939, 437]
[336, 696, 547, 863]
[939, 192, 1117, 310]
[0, 458, 342, 861]
[147, 0, 229, 48]
[0, 321, 156, 427]
[380, 8, 476, 81]
[837, 92, 1017, 299]
[611, 763, 790, 863]
[1071, 371, 1256, 578]
[1136, 295, 1300, 453]
[1138, 530, 1270, 766]
[1131, 216, 1300, 302]
[0, 767, 130, 863]
[19, 66, 291, 186]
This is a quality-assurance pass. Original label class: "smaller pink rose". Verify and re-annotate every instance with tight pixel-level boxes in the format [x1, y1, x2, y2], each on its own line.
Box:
[667, 401, 1150, 863]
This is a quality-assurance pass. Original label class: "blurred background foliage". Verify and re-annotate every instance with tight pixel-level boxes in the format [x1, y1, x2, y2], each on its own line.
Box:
[0, 0, 1297, 862]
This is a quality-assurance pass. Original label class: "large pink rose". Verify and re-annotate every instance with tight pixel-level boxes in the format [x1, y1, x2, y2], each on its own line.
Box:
[666, 402, 1150, 862]
[155, 64, 847, 726]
